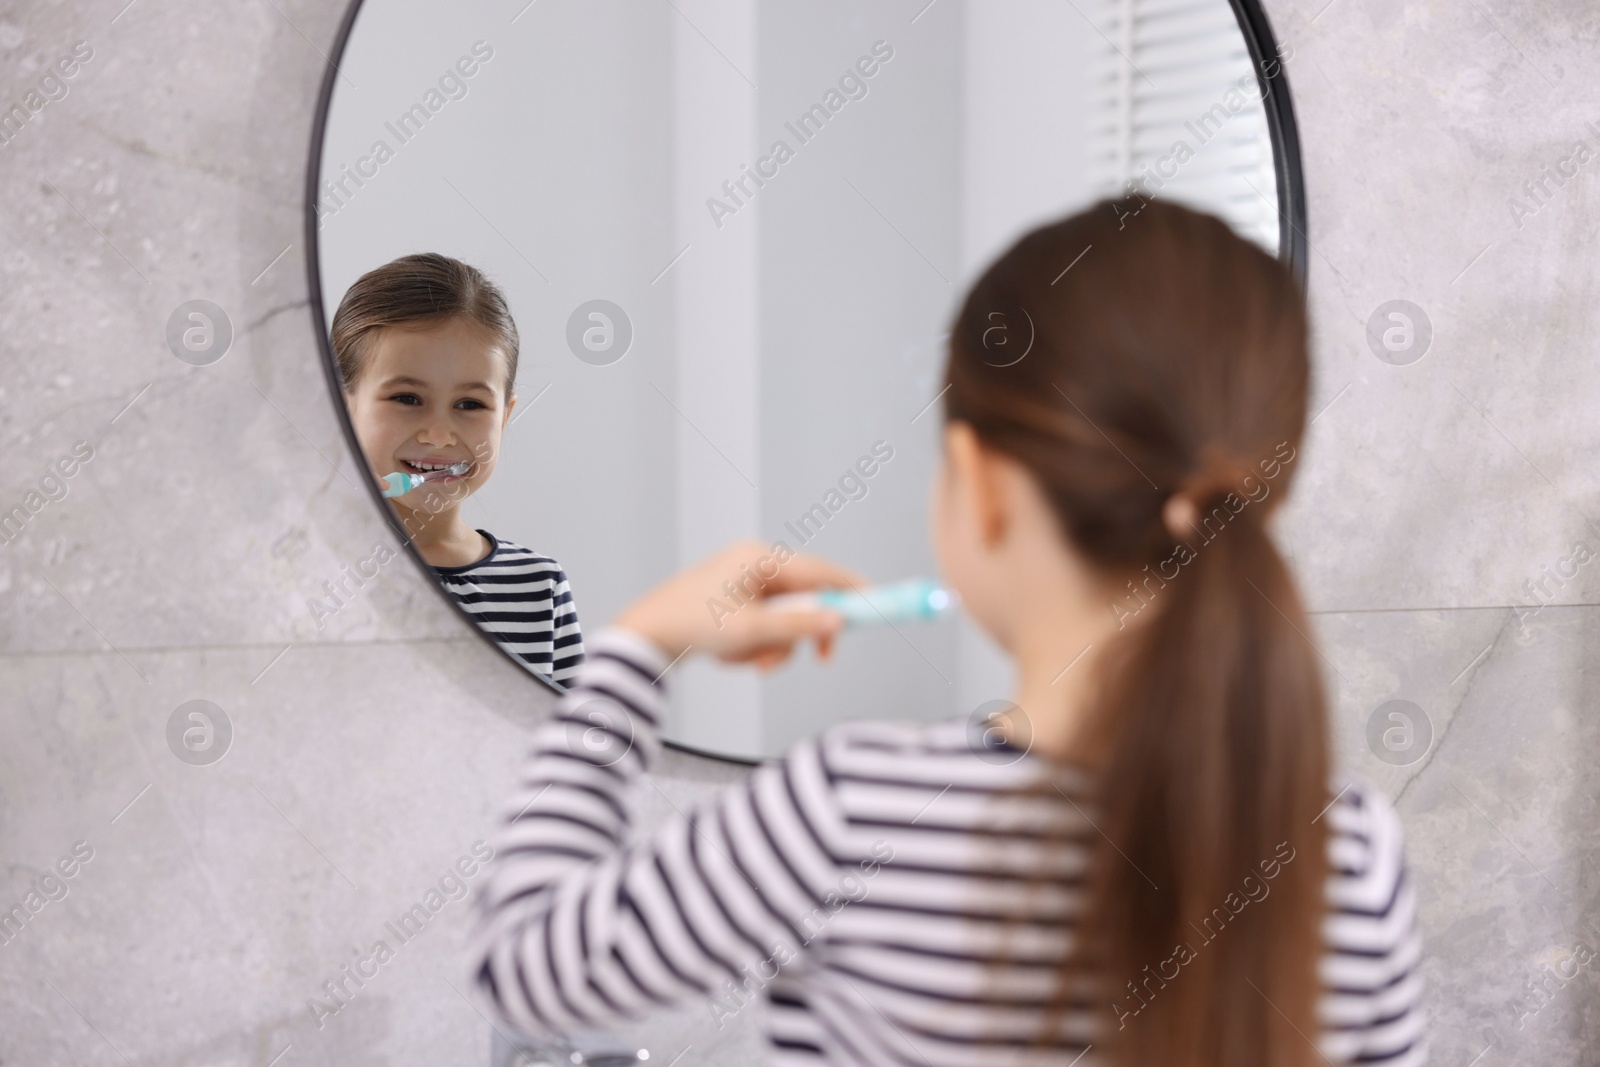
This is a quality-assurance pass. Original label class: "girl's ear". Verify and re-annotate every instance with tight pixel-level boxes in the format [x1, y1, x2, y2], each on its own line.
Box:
[501, 393, 518, 428]
[945, 421, 1008, 549]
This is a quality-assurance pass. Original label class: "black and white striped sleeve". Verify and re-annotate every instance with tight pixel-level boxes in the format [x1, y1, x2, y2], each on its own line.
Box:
[548, 567, 585, 687]
[1318, 781, 1427, 1066]
[468, 626, 856, 1039]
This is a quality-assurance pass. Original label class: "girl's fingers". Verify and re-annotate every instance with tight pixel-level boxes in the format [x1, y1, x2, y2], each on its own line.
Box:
[619, 539, 864, 666]
[746, 606, 843, 652]
[758, 551, 870, 596]
[716, 608, 840, 668]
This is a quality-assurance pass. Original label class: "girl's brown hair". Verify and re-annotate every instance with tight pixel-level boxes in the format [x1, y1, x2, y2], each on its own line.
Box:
[946, 198, 1328, 1067]
[330, 252, 520, 397]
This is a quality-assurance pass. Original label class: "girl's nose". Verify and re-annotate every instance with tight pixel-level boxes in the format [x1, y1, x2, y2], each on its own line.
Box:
[417, 424, 454, 447]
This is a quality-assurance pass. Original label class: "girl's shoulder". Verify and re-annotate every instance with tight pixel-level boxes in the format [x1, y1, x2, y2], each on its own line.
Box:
[1320, 776, 1411, 902]
[467, 530, 569, 573]
[806, 715, 1085, 794]
[811, 716, 978, 766]
[1314, 777, 1424, 1062]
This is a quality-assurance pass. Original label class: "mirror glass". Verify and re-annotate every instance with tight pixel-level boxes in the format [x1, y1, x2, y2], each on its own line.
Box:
[315, 0, 1295, 761]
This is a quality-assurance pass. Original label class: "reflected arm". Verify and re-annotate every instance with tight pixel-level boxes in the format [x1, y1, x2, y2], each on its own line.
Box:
[548, 566, 585, 687]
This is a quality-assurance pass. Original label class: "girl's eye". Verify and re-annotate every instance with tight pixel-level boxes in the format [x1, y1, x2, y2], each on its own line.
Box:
[456, 398, 488, 411]
[388, 393, 422, 406]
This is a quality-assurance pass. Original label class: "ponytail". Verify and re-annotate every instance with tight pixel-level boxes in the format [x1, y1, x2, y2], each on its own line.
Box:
[942, 198, 1328, 1067]
[1083, 493, 1328, 1067]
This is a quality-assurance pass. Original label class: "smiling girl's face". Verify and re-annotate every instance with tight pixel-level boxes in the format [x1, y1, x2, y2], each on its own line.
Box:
[343, 315, 517, 515]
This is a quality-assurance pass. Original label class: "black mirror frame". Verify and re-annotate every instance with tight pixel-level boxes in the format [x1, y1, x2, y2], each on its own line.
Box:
[302, 0, 1309, 764]
[1229, 0, 1309, 286]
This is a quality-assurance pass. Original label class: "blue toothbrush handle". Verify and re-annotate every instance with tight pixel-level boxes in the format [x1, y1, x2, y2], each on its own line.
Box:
[807, 579, 954, 628]
[380, 471, 419, 498]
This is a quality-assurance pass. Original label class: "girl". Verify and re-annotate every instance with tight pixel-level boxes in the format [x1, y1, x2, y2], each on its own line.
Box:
[333, 253, 585, 686]
[468, 202, 1424, 1066]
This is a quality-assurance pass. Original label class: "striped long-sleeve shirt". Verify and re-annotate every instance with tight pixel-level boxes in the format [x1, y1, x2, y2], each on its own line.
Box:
[433, 530, 585, 686]
[470, 627, 1426, 1066]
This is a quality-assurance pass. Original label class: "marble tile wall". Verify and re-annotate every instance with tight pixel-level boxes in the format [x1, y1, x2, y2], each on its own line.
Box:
[1278, 0, 1600, 1060]
[0, 0, 1594, 1063]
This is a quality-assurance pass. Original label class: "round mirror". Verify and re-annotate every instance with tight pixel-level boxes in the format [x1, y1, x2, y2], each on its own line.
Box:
[309, 0, 1305, 762]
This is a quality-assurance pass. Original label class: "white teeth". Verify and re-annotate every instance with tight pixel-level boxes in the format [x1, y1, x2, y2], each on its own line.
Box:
[407, 461, 456, 472]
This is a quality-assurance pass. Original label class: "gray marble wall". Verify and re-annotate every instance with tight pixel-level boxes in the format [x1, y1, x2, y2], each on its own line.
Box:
[0, 0, 1594, 1064]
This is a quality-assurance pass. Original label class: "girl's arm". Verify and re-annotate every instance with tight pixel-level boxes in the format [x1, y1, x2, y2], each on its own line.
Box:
[548, 565, 584, 687]
[468, 624, 859, 1039]
[1318, 783, 1428, 1066]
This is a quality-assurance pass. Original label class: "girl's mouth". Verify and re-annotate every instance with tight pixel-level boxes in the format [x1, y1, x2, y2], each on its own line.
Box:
[400, 458, 471, 479]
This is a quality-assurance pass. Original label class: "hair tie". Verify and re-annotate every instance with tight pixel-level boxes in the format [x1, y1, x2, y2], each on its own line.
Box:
[1161, 453, 1251, 541]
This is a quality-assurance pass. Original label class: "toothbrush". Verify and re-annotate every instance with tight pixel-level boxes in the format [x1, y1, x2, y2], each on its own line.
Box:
[766, 578, 957, 628]
[380, 461, 471, 498]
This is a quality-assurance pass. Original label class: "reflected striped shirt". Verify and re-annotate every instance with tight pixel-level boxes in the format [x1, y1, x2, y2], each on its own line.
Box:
[470, 627, 1425, 1066]
[433, 530, 584, 686]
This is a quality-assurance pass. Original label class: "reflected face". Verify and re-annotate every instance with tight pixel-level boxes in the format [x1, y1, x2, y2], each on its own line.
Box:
[343, 316, 516, 514]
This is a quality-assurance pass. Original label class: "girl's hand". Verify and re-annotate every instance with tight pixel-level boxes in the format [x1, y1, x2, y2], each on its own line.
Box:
[612, 538, 867, 671]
